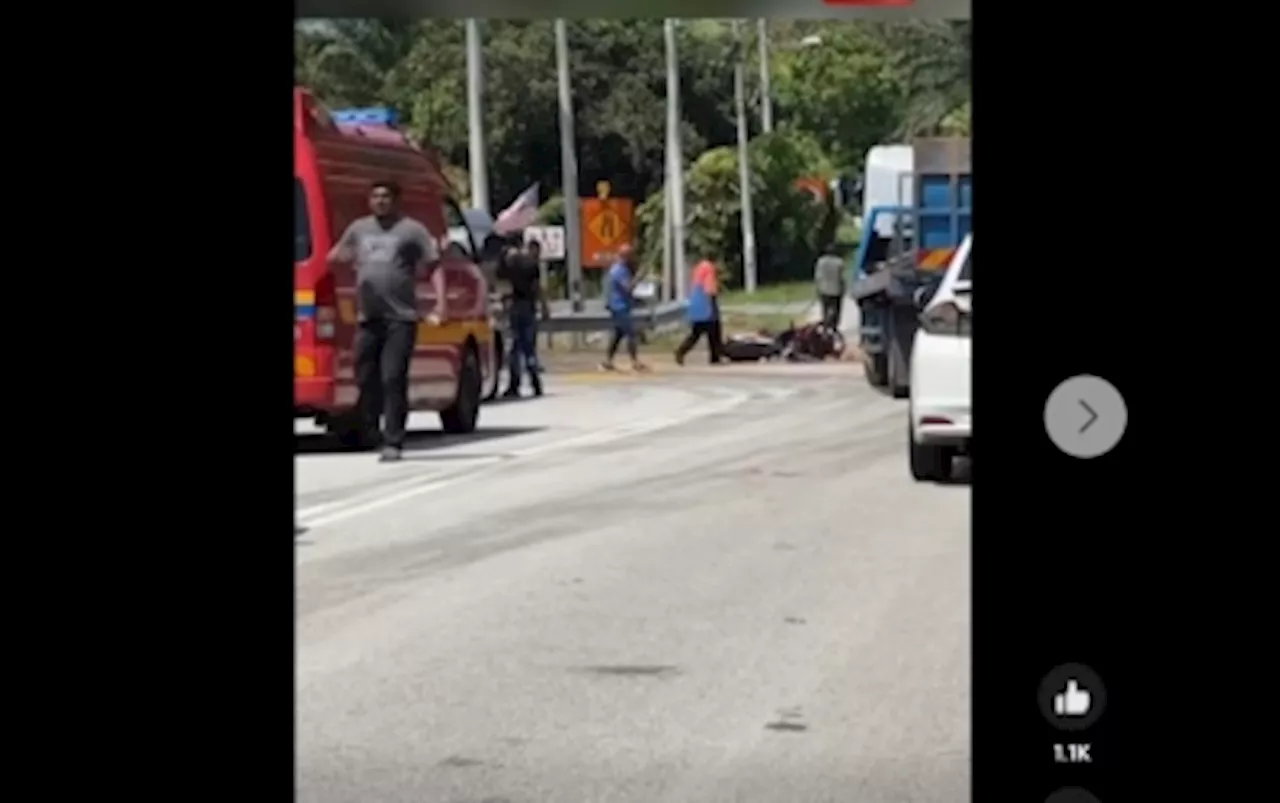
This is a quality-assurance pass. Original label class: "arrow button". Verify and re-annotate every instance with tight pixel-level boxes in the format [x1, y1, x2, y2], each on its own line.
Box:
[1044, 376, 1127, 459]
[1078, 400, 1098, 434]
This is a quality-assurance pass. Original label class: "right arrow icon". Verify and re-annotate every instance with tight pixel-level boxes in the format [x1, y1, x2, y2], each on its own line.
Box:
[1046, 376, 1127, 459]
[1078, 400, 1098, 434]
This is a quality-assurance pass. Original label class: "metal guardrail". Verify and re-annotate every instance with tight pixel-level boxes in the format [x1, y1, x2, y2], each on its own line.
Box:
[540, 301, 688, 334]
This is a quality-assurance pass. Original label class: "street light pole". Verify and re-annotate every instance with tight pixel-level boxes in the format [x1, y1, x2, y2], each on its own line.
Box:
[664, 18, 688, 301]
[555, 20, 583, 312]
[733, 20, 758, 294]
[757, 19, 773, 134]
[662, 176, 673, 303]
[464, 19, 489, 213]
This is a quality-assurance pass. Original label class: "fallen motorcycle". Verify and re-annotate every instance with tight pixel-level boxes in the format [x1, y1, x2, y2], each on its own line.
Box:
[722, 322, 846, 363]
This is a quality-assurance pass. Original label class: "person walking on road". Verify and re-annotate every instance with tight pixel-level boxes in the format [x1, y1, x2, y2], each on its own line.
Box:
[814, 244, 846, 330]
[675, 257, 723, 366]
[327, 180, 440, 462]
[601, 243, 648, 372]
[497, 237, 550, 398]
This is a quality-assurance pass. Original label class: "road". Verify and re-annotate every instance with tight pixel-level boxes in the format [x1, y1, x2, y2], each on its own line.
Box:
[295, 362, 969, 803]
[547, 296, 861, 335]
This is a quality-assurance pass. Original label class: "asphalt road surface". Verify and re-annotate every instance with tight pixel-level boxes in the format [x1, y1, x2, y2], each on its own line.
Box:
[295, 362, 970, 803]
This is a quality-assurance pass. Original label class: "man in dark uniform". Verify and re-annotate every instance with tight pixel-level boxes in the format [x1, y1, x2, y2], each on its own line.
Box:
[497, 237, 550, 397]
[327, 180, 439, 462]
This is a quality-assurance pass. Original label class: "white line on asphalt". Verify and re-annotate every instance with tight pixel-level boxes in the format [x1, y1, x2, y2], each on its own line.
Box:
[297, 389, 754, 530]
[298, 469, 497, 530]
[295, 457, 506, 524]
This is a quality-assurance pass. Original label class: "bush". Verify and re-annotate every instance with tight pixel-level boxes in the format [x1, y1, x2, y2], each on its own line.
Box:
[442, 163, 471, 207]
[536, 195, 565, 225]
[634, 130, 839, 290]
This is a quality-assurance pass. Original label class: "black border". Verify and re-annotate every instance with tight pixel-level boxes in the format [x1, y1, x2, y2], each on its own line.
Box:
[79, 10, 294, 798]
[972, 4, 1145, 799]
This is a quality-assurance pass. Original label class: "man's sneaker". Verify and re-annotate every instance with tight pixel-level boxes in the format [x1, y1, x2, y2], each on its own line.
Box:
[502, 387, 521, 399]
[532, 383, 544, 397]
[674, 351, 686, 366]
[599, 361, 616, 371]
[378, 446, 403, 462]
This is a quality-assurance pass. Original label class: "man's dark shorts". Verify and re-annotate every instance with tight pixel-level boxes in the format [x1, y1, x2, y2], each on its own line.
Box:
[610, 309, 635, 337]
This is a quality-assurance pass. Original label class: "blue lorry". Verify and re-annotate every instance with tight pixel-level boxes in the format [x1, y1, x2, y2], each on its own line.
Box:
[849, 137, 971, 397]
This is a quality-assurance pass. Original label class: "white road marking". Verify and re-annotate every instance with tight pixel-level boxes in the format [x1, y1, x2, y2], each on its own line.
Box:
[296, 456, 506, 524]
[297, 389, 758, 530]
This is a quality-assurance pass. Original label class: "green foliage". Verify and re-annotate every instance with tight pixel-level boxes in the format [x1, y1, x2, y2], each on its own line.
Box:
[441, 164, 470, 206]
[769, 25, 903, 171]
[939, 100, 971, 136]
[295, 18, 969, 285]
[536, 195, 565, 225]
[635, 130, 838, 289]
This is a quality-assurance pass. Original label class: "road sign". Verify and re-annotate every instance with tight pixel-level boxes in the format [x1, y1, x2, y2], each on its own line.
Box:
[523, 225, 565, 261]
[580, 181, 634, 268]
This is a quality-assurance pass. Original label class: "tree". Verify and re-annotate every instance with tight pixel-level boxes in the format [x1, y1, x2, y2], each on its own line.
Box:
[294, 17, 970, 283]
[634, 130, 836, 289]
[873, 20, 972, 138]
[769, 25, 903, 172]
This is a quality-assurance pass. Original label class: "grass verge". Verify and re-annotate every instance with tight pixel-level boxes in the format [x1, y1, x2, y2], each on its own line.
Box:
[717, 281, 815, 308]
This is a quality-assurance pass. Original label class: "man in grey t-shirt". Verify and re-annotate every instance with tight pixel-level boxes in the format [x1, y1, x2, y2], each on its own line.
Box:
[328, 180, 439, 462]
[813, 244, 846, 330]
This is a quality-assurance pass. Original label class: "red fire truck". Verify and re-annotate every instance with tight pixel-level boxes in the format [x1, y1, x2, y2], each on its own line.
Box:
[294, 87, 497, 443]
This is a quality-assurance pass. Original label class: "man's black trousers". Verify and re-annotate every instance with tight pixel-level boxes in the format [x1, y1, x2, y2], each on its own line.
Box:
[354, 318, 417, 449]
[676, 319, 724, 363]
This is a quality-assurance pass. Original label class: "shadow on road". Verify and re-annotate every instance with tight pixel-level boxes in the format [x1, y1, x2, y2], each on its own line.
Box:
[295, 425, 544, 456]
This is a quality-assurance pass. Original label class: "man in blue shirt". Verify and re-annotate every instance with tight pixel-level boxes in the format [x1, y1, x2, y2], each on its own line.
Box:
[601, 244, 647, 372]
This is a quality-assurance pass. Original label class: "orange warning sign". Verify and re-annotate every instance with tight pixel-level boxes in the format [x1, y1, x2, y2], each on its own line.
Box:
[580, 182, 634, 268]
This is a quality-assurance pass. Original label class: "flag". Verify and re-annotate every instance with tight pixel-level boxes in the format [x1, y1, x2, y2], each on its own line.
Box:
[493, 183, 540, 235]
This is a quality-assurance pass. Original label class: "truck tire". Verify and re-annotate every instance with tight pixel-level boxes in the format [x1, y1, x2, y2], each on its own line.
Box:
[441, 345, 482, 434]
[888, 337, 910, 399]
[865, 353, 888, 386]
[909, 417, 953, 481]
[484, 331, 504, 402]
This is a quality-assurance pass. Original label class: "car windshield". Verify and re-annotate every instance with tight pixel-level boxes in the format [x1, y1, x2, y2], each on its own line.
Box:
[295, 178, 311, 262]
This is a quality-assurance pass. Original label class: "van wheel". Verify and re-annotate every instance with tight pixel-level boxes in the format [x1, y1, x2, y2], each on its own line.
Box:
[484, 332, 504, 402]
[441, 346, 482, 434]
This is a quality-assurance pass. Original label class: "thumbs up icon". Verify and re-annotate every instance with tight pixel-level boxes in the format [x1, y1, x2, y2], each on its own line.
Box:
[1053, 679, 1091, 717]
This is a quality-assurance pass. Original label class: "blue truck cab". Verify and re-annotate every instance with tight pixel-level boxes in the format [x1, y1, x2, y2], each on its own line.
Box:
[850, 138, 971, 397]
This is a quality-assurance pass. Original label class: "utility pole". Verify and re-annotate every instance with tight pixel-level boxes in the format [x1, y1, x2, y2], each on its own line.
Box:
[464, 19, 489, 213]
[662, 179, 673, 303]
[757, 19, 773, 134]
[664, 18, 688, 301]
[733, 20, 758, 294]
[555, 20, 583, 312]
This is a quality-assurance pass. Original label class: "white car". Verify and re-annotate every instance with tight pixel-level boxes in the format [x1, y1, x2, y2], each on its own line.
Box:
[908, 234, 972, 481]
